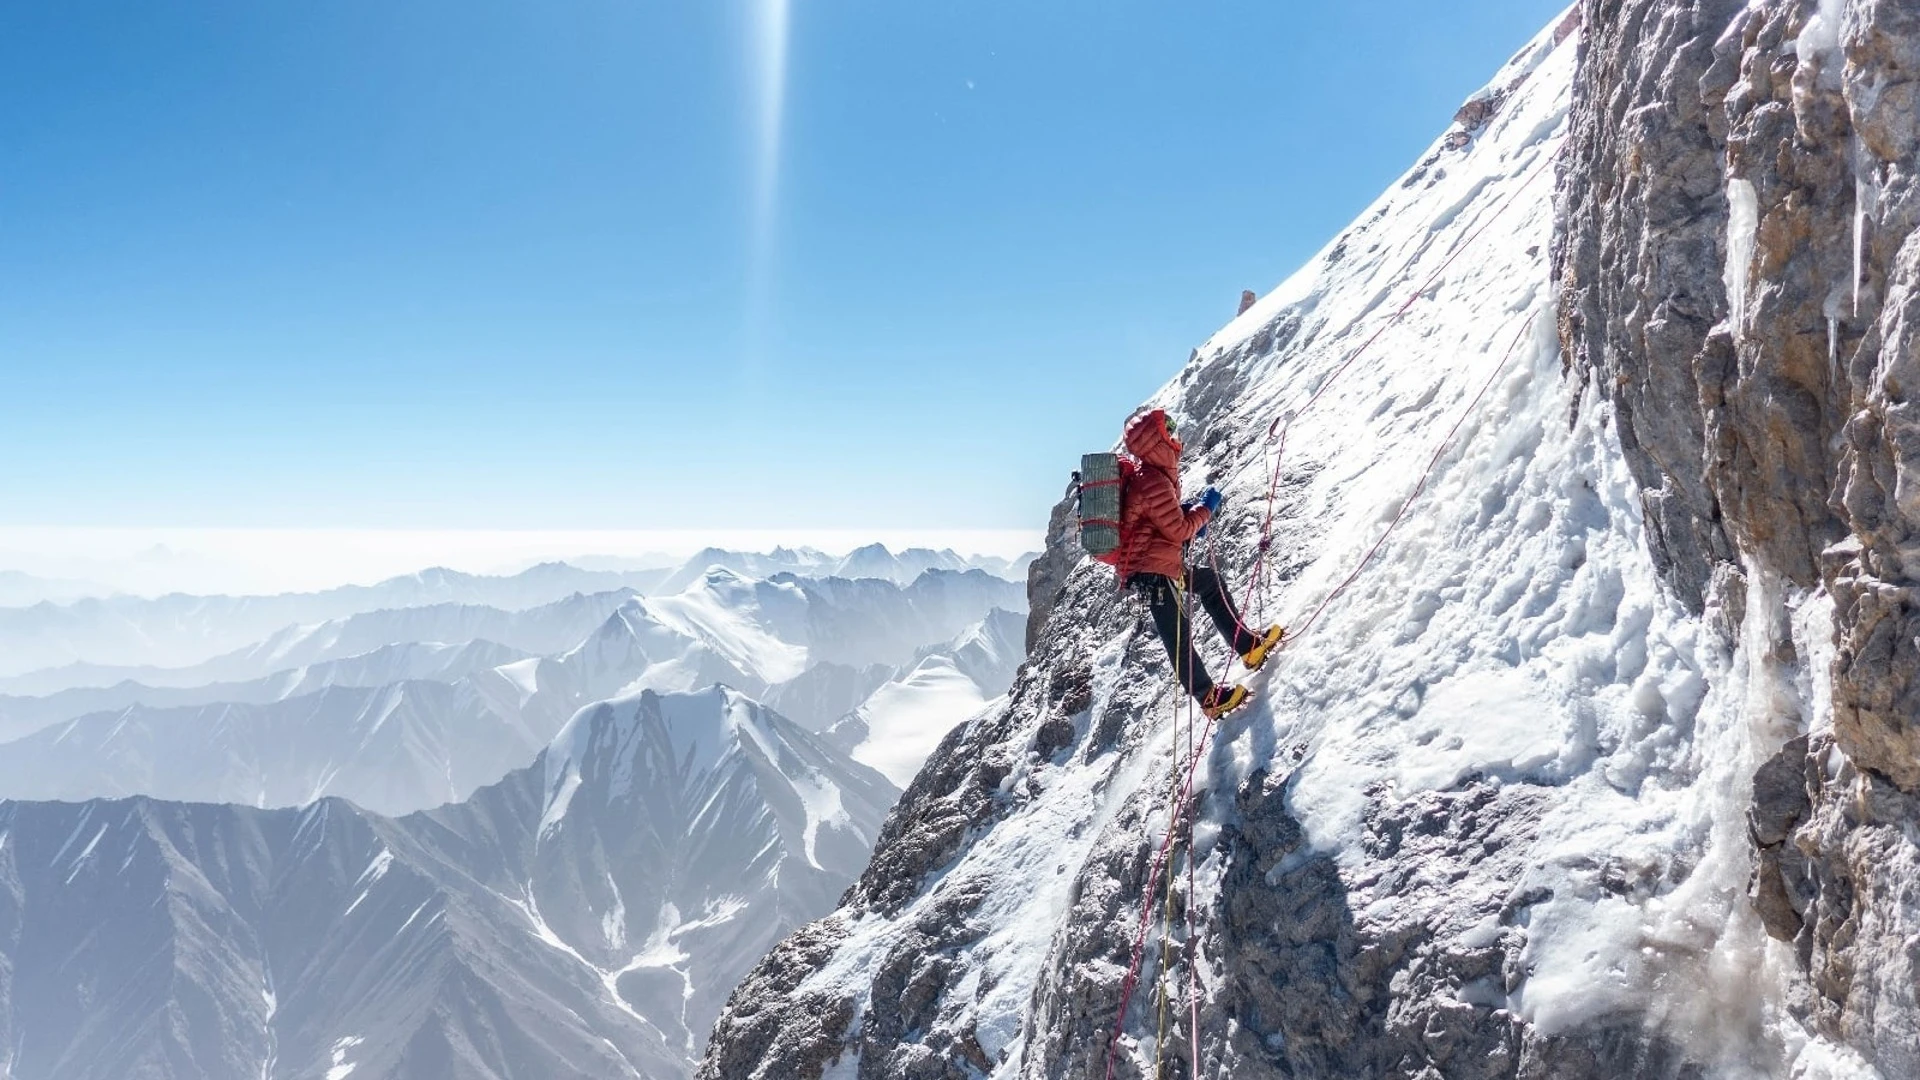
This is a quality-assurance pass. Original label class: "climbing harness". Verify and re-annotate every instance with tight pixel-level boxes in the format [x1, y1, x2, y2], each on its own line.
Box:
[1103, 141, 1561, 1079]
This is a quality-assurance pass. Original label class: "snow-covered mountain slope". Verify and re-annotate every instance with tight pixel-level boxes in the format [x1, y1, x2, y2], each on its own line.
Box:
[532, 687, 899, 1056]
[762, 661, 898, 732]
[702, 12, 1871, 1079]
[789, 569, 1029, 668]
[0, 562, 664, 678]
[833, 654, 996, 787]
[0, 589, 637, 698]
[0, 638, 529, 744]
[581, 567, 1025, 693]
[0, 686, 893, 1080]
[468, 598, 760, 740]
[0, 572, 1024, 816]
[939, 606, 1026, 693]
[641, 569, 815, 685]
[824, 609, 1029, 785]
[0, 680, 535, 813]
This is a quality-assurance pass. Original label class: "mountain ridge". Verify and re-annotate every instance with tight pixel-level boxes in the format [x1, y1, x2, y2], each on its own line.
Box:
[0, 684, 895, 1080]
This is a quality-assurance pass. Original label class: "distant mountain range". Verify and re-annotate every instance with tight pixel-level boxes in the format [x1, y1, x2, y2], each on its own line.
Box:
[0, 686, 895, 1080]
[0, 589, 639, 699]
[0, 546, 1035, 680]
[0, 639, 529, 745]
[0, 568, 1026, 815]
[0, 545, 1035, 1076]
[649, 544, 1033, 595]
[0, 566, 660, 680]
[0, 569, 111, 607]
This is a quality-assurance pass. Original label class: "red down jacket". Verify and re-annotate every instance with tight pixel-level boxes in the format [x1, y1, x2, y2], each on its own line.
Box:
[1115, 408, 1210, 580]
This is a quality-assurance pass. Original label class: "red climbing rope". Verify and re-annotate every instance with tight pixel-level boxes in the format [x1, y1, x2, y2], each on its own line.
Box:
[1102, 306, 1545, 1079]
[1237, 147, 1561, 622]
[1285, 315, 1535, 643]
[1103, 141, 1564, 1080]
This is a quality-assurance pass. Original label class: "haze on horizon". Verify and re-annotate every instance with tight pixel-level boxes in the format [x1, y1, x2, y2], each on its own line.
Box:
[0, 526, 1043, 598]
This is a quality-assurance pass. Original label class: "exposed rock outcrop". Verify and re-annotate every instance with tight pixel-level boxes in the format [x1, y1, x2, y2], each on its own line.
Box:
[1559, 0, 1920, 1072]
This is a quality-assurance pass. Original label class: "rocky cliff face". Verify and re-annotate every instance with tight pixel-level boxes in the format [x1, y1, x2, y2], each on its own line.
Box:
[701, 3, 1919, 1078]
[1559, 0, 1920, 1074]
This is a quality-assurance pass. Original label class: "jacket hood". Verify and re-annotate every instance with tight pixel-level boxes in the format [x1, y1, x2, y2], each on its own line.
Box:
[1124, 409, 1182, 470]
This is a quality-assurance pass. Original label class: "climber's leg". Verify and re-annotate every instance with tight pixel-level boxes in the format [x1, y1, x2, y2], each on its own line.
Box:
[1188, 564, 1259, 655]
[1135, 573, 1216, 702]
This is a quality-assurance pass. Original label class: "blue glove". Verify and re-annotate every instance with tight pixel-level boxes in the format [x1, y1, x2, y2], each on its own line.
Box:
[1200, 487, 1223, 514]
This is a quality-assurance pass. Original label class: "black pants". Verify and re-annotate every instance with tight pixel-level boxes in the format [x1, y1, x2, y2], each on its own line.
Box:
[1133, 565, 1259, 701]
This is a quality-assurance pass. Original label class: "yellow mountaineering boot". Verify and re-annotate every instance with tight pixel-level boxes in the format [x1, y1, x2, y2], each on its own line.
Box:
[1201, 685, 1249, 720]
[1240, 624, 1285, 672]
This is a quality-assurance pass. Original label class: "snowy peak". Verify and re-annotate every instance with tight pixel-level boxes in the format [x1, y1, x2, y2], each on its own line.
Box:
[822, 607, 1028, 785]
[564, 601, 689, 673]
[831, 544, 997, 584]
[653, 548, 832, 595]
[935, 606, 1025, 692]
[539, 686, 894, 853]
[638, 573, 810, 687]
[529, 686, 897, 1051]
[0, 561, 1019, 818]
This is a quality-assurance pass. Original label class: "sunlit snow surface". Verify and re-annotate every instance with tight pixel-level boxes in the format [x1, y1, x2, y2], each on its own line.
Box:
[787, 19, 1868, 1079]
[849, 655, 997, 785]
[527, 684, 897, 1065]
[643, 569, 810, 685]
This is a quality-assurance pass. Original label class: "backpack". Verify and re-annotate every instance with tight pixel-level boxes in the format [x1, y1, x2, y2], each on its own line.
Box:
[1076, 452, 1136, 566]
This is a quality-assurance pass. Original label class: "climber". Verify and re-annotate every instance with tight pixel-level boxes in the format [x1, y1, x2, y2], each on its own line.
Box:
[1113, 408, 1282, 719]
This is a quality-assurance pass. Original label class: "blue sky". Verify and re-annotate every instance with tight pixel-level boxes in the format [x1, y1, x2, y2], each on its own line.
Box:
[1, 0, 1570, 536]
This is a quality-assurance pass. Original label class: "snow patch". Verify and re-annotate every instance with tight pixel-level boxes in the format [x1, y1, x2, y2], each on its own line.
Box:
[788, 759, 851, 869]
[644, 570, 809, 685]
[1794, 0, 1845, 60]
[1726, 177, 1758, 332]
[602, 870, 628, 953]
[847, 655, 994, 785]
[496, 657, 544, 705]
[326, 1036, 364, 1080]
[1393, 666, 1591, 794]
[354, 846, 393, 888]
[62, 825, 108, 885]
